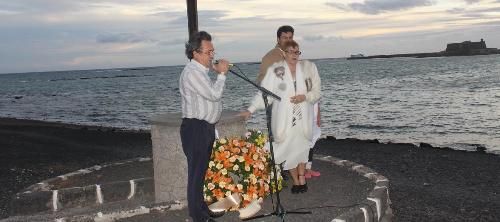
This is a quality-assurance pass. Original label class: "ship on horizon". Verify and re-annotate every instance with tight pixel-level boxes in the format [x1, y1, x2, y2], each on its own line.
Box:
[350, 53, 365, 58]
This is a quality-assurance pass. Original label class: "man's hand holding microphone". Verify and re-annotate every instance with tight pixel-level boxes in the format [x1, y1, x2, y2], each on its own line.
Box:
[212, 59, 231, 75]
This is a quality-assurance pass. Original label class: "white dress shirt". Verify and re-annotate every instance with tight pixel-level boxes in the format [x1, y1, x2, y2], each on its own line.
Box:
[179, 60, 226, 124]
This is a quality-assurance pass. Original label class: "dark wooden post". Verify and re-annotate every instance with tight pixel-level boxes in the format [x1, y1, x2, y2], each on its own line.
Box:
[186, 0, 198, 38]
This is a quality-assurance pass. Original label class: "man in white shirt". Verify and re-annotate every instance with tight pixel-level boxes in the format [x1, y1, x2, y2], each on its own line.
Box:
[179, 31, 230, 222]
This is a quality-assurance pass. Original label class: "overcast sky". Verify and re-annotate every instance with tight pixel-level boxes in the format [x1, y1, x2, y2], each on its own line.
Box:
[1, 0, 499, 74]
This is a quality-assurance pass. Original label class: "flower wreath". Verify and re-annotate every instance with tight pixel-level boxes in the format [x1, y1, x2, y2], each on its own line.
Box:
[203, 130, 283, 211]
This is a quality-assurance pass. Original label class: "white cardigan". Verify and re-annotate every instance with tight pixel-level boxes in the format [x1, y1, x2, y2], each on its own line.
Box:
[248, 60, 321, 142]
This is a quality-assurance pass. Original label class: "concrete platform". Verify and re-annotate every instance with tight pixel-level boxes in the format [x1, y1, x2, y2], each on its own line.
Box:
[2, 155, 392, 222]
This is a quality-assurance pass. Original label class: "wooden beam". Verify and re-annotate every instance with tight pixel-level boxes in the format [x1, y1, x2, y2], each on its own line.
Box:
[186, 0, 198, 37]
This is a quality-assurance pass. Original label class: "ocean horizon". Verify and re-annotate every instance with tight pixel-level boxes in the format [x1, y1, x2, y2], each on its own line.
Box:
[1, 55, 499, 154]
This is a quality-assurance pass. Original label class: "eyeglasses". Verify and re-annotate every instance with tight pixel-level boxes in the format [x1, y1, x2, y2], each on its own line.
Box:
[198, 49, 215, 55]
[286, 50, 301, 55]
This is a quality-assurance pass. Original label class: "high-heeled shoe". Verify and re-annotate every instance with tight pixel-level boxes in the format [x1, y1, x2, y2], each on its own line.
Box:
[298, 175, 308, 193]
[291, 185, 301, 194]
[299, 183, 308, 193]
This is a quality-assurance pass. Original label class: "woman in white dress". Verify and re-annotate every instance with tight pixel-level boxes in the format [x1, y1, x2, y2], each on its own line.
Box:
[240, 40, 321, 193]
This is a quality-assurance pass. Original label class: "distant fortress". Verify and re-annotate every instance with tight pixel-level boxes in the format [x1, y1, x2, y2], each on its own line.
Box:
[348, 39, 500, 60]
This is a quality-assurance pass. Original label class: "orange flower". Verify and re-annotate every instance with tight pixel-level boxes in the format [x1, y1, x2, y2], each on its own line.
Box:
[247, 184, 258, 197]
[243, 153, 254, 165]
[205, 169, 214, 179]
[214, 150, 226, 162]
[230, 147, 241, 154]
[213, 189, 224, 200]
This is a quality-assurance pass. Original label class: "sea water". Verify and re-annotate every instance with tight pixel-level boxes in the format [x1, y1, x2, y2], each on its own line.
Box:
[1, 55, 499, 154]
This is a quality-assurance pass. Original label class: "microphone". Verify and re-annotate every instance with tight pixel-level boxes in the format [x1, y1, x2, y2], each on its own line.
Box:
[214, 60, 234, 67]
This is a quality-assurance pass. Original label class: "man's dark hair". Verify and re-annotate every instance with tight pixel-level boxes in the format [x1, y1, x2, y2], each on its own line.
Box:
[185, 31, 212, 60]
[276, 25, 294, 38]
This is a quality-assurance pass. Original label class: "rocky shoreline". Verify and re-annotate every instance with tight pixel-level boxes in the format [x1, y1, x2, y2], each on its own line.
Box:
[0, 118, 152, 218]
[315, 137, 500, 221]
[1, 118, 499, 221]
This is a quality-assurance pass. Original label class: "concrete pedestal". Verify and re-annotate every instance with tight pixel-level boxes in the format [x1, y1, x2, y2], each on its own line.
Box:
[150, 110, 246, 203]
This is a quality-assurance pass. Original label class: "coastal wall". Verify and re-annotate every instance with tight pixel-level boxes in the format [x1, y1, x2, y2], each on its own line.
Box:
[150, 111, 246, 203]
[348, 39, 500, 60]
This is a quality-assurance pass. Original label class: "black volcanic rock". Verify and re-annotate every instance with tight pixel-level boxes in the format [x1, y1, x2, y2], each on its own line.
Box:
[419, 143, 433, 148]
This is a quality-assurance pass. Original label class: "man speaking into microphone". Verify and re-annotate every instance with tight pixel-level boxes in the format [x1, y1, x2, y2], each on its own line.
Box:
[179, 30, 230, 222]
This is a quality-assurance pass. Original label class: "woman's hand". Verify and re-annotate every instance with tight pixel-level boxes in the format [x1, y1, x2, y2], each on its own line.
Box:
[290, 95, 306, 104]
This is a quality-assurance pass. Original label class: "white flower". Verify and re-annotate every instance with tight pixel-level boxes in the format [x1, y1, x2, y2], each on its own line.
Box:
[229, 156, 237, 162]
[216, 163, 224, 169]
[251, 177, 258, 184]
[208, 183, 215, 190]
[258, 163, 265, 170]
[243, 194, 250, 201]
[221, 169, 228, 175]
[233, 165, 239, 171]
[219, 138, 227, 144]
[237, 184, 244, 190]
[238, 156, 245, 162]
[252, 154, 259, 160]
[208, 161, 215, 168]
[219, 181, 226, 188]
[227, 184, 235, 190]
[245, 165, 251, 171]
[218, 146, 224, 152]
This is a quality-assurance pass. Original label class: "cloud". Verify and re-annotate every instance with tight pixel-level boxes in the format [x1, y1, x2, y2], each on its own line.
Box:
[445, 6, 500, 18]
[0, 0, 169, 16]
[0, 1, 99, 14]
[324, 2, 350, 11]
[96, 33, 155, 44]
[157, 38, 186, 47]
[465, 0, 481, 4]
[299, 21, 337, 26]
[2, 0, 500, 74]
[327, 0, 435, 15]
[302, 35, 342, 42]
[447, 8, 465, 14]
[461, 13, 487, 18]
[156, 10, 229, 29]
[472, 6, 500, 13]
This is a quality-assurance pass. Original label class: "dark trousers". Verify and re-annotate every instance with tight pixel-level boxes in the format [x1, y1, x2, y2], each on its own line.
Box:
[180, 118, 215, 222]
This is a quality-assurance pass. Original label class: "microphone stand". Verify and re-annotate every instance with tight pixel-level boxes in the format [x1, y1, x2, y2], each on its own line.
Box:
[227, 68, 311, 221]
